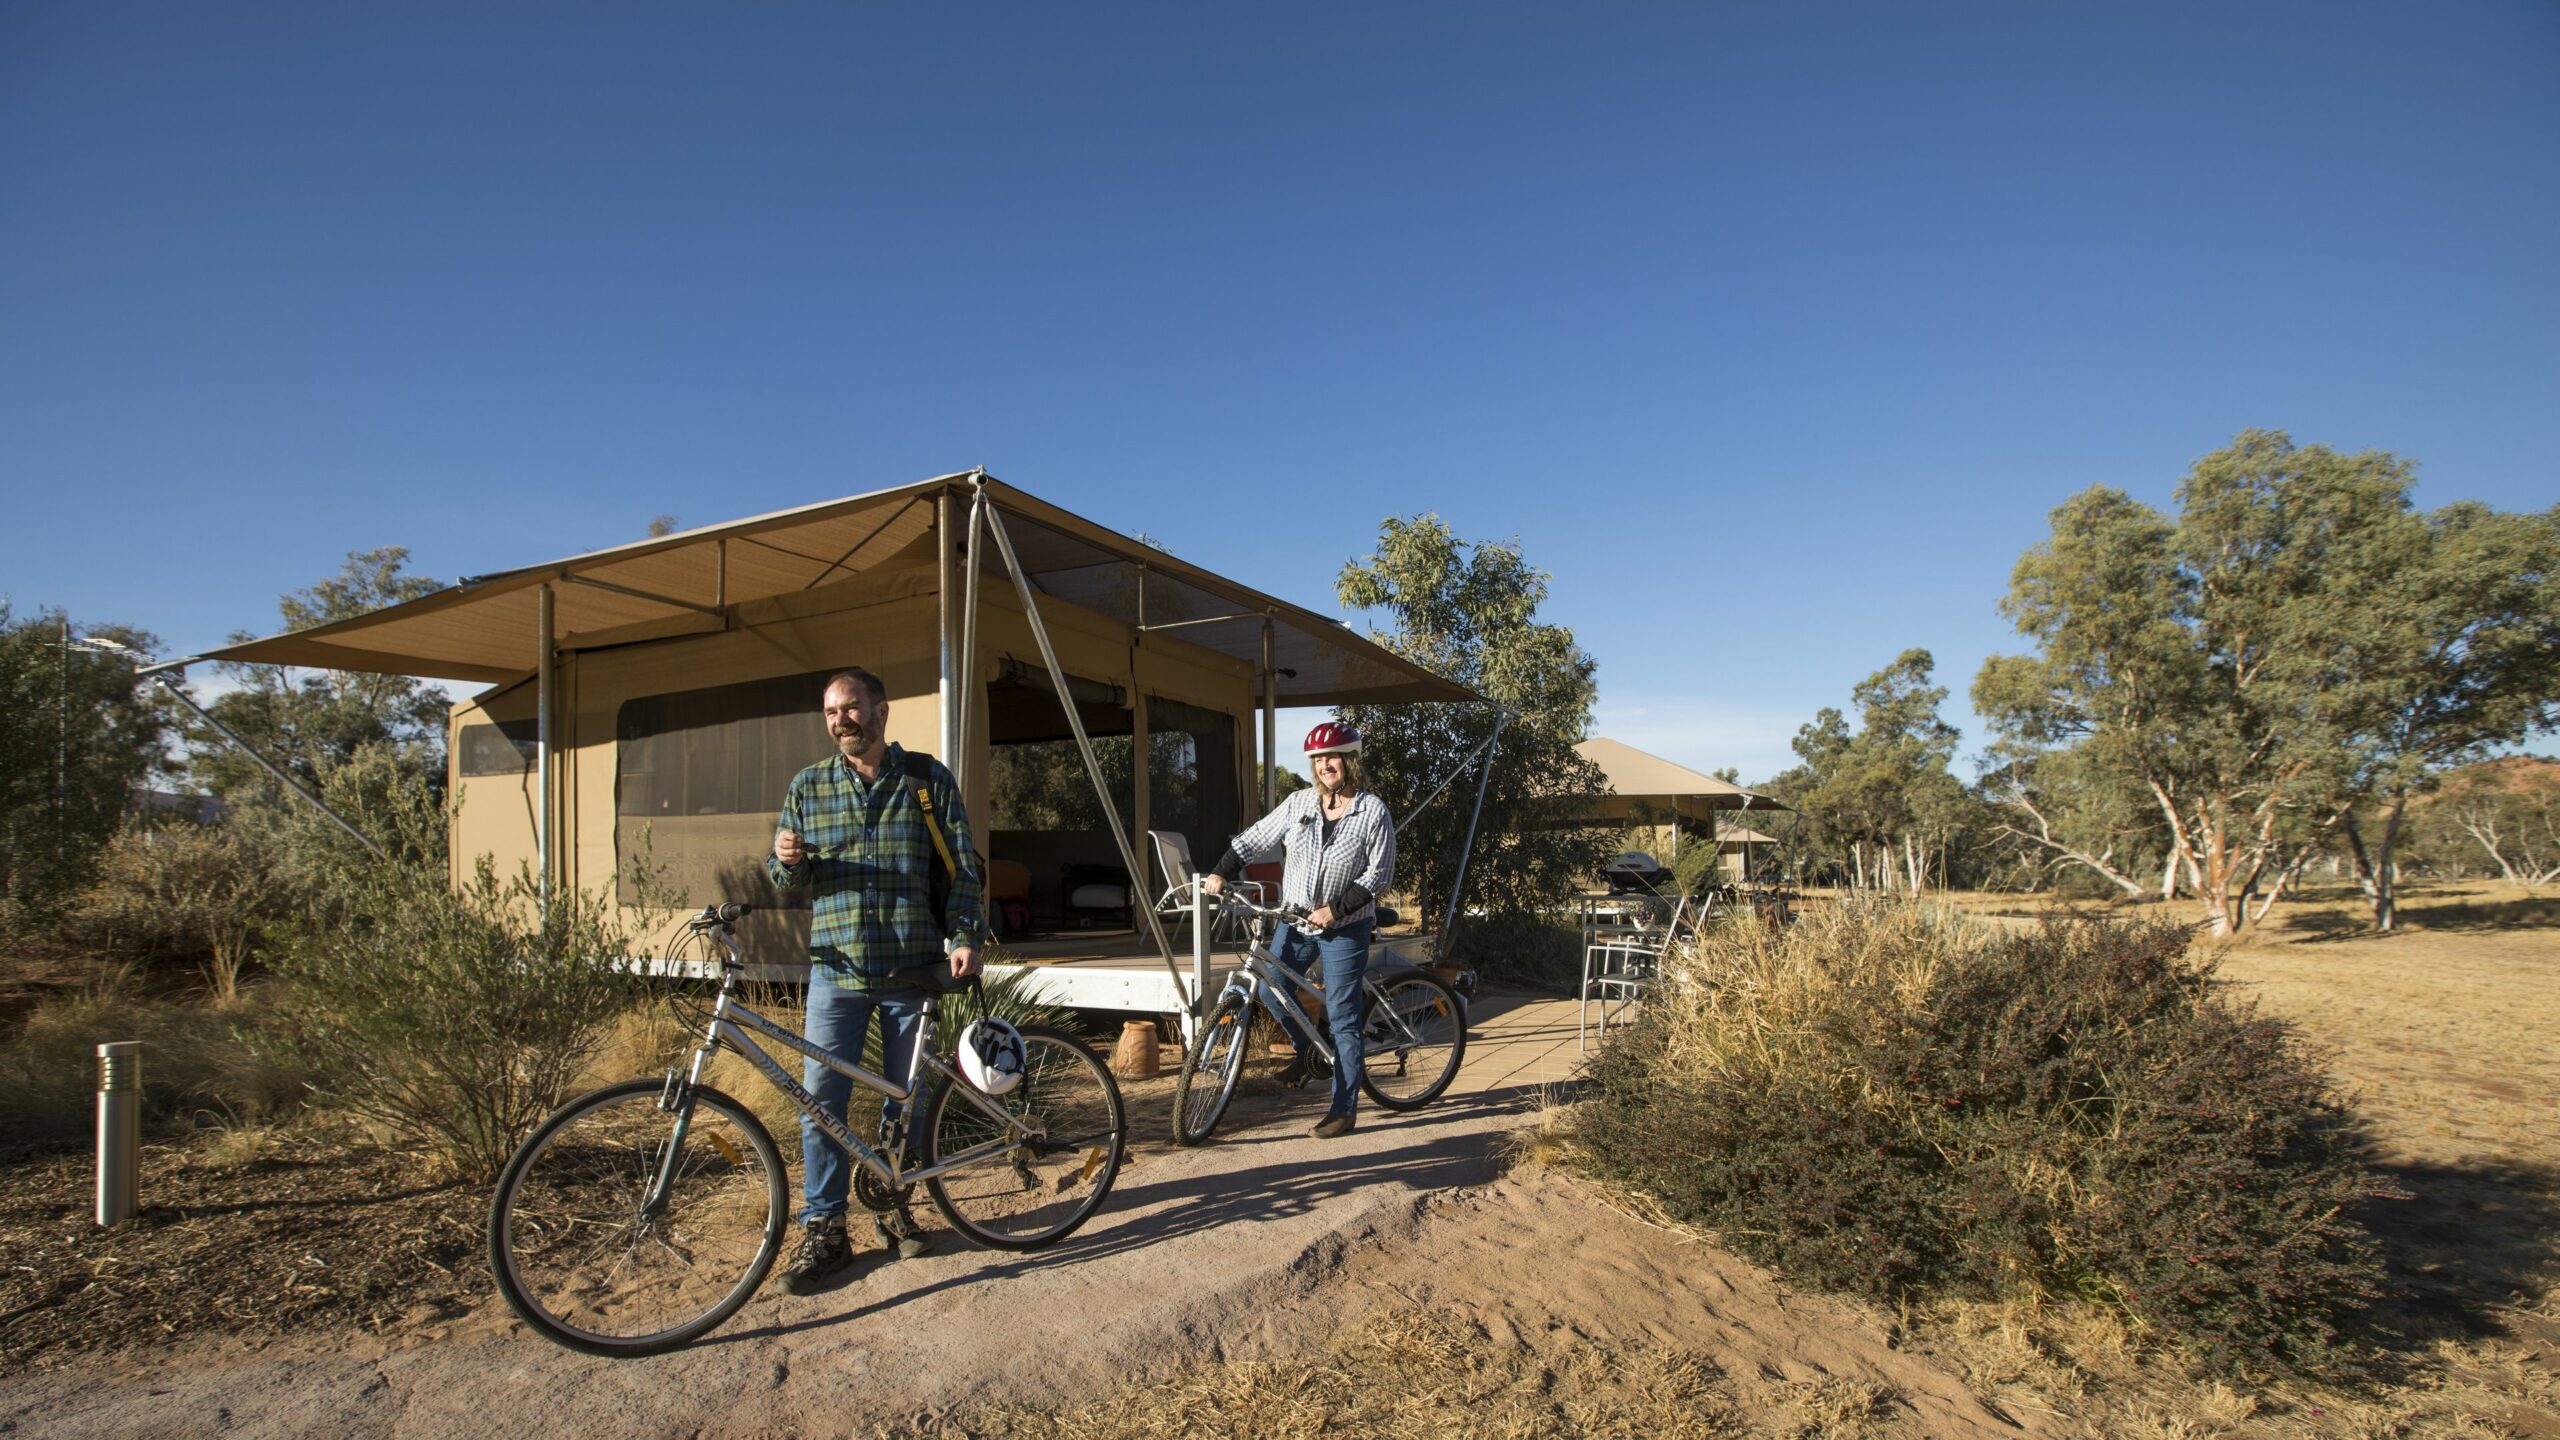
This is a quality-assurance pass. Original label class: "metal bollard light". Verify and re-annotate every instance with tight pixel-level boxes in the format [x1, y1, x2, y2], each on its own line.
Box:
[96, 1041, 142, 1226]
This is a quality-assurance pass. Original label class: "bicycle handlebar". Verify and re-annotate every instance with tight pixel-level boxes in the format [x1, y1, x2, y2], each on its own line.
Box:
[690, 902, 754, 928]
[1180, 881, 1307, 925]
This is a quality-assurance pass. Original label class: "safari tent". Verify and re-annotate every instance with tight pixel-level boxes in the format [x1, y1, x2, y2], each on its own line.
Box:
[1571, 736, 1787, 860]
[170, 471, 1472, 1012]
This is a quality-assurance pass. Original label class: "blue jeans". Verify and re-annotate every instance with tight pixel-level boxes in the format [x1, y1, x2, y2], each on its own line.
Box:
[800, 967, 928, 1225]
[1266, 919, 1373, 1118]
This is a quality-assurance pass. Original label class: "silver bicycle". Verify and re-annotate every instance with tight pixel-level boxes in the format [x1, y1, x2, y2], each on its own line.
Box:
[487, 903, 1127, 1357]
[1171, 886, 1467, 1145]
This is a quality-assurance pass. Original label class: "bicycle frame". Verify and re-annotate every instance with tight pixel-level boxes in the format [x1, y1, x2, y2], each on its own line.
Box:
[647, 922, 1028, 1215]
[1214, 904, 1430, 1067]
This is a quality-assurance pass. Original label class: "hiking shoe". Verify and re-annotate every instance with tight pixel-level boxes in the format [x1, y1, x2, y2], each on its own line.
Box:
[771, 1216, 854, 1295]
[1311, 1112, 1356, 1139]
[875, 1214, 936, 1261]
[1276, 1054, 1332, 1089]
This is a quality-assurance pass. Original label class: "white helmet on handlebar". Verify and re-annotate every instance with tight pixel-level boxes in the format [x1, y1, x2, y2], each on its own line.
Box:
[959, 1017, 1028, 1096]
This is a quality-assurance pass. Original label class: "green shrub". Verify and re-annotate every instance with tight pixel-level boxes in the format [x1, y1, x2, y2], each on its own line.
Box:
[59, 819, 270, 1003]
[1448, 911, 1585, 991]
[253, 848, 650, 1182]
[1571, 900, 2385, 1376]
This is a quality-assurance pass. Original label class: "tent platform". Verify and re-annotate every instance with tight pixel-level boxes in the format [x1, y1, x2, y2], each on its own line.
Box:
[988, 926, 1436, 1017]
[631, 925, 1437, 1026]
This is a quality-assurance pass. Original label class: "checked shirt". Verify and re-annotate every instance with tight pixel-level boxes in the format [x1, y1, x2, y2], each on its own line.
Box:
[766, 743, 983, 985]
[1225, 786, 1395, 926]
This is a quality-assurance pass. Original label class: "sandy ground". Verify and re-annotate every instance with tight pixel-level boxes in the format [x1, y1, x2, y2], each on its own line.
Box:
[0, 1073, 2033, 1439]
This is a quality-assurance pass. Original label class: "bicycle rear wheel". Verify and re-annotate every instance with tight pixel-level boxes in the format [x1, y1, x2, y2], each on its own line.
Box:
[488, 1079, 786, 1357]
[1171, 988, 1254, 1145]
[924, 1024, 1125, 1250]
[1358, 971, 1466, 1111]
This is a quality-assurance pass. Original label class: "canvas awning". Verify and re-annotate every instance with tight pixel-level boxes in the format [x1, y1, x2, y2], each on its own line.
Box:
[1576, 737, 1788, 814]
[179, 472, 1474, 708]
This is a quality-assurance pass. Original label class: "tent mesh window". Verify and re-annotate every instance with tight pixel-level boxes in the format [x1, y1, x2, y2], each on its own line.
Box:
[615, 671, 833, 907]
[456, 719, 538, 777]
[1145, 694, 1240, 868]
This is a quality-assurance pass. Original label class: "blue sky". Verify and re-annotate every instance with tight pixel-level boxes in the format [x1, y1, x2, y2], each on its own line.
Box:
[4, 3, 2554, 784]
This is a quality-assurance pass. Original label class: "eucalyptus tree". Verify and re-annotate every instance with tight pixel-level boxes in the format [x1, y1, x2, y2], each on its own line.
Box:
[1977, 741, 2171, 899]
[1772, 650, 1970, 893]
[2316, 502, 2560, 926]
[2412, 757, 2560, 887]
[1334, 514, 1611, 926]
[1975, 430, 2552, 936]
[0, 604, 166, 918]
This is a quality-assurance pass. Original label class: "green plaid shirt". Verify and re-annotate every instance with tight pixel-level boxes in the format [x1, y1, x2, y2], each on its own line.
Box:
[766, 743, 983, 984]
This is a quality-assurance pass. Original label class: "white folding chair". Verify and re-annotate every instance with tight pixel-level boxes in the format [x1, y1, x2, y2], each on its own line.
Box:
[1148, 830, 1262, 945]
[1579, 894, 1690, 1050]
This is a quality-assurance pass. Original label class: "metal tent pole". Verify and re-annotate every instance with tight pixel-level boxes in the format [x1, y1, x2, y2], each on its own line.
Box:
[957, 481, 986, 796]
[144, 673, 384, 858]
[1392, 708, 1510, 832]
[936, 491, 956, 763]
[537, 583, 555, 903]
[979, 501, 1188, 1009]
[1436, 709, 1509, 950]
[1260, 617, 1277, 811]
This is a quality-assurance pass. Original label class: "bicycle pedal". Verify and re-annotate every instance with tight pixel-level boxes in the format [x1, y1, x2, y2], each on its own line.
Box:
[874, 1216, 935, 1261]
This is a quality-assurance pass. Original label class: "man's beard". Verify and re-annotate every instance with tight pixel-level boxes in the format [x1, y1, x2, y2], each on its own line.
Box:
[834, 725, 869, 754]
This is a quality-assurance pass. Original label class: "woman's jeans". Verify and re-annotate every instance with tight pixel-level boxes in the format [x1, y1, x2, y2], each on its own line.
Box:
[800, 966, 927, 1225]
[1266, 918, 1373, 1117]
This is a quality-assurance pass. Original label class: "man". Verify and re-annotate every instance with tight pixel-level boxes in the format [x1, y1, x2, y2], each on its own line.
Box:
[766, 667, 983, 1295]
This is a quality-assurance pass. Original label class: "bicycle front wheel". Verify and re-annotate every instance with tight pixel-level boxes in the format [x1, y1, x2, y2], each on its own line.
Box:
[487, 1079, 787, 1357]
[1171, 988, 1254, 1146]
[1358, 971, 1466, 1111]
[924, 1024, 1125, 1251]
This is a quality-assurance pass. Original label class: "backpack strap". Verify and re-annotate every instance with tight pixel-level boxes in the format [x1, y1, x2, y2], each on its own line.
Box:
[904, 750, 961, 880]
[904, 750, 980, 946]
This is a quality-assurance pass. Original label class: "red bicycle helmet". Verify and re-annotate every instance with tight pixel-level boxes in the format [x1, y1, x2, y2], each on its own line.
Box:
[1303, 720, 1362, 756]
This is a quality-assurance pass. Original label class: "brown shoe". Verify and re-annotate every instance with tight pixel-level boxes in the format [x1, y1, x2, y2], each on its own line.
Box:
[1311, 1112, 1355, 1139]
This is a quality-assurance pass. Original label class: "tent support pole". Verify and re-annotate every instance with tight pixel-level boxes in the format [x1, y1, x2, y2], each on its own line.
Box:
[1436, 709, 1508, 954]
[1393, 706, 1510, 831]
[1260, 617, 1276, 811]
[957, 479, 986, 796]
[536, 583, 555, 904]
[147, 672, 383, 859]
[936, 491, 956, 763]
[979, 501, 1188, 1009]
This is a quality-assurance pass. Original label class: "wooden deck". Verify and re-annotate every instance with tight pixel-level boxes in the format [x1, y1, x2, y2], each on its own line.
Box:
[987, 925, 1442, 1018]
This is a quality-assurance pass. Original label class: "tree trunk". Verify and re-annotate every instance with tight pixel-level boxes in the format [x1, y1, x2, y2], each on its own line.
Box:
[2343, 804, 2407, 931]
[2372, 793, 2410, 931]
[2196, 813, 2239, 937]
[1991, 790, 2148, 897]
[2453, 809, 2526, 885]
[2160, 846, 2178, 902]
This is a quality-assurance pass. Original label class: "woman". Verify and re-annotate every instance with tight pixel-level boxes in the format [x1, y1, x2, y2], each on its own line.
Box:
[1202, 720, 1395, 1138]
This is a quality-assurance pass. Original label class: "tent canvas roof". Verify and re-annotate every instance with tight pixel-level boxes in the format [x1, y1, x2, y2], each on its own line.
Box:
[1576, 736, 1788, 811]
[184, 473, 1473, 708]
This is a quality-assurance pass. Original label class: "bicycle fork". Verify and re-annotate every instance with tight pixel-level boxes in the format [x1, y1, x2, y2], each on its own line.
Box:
[639, 1027, 726, 1220]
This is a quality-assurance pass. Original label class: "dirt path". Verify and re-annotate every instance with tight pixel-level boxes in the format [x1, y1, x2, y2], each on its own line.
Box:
[1, 1084, 2035, 1439]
